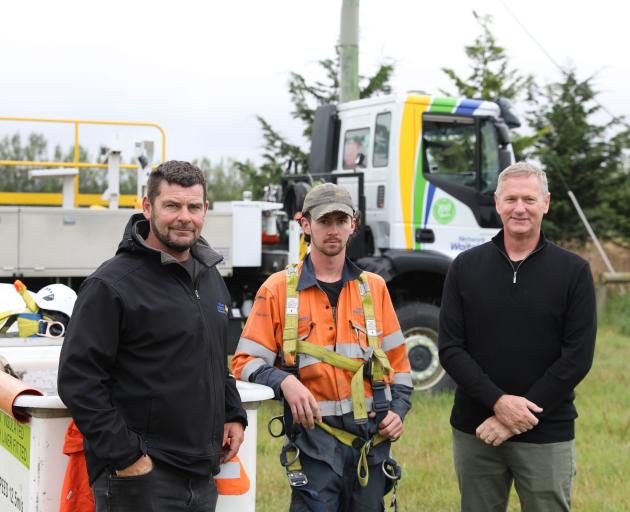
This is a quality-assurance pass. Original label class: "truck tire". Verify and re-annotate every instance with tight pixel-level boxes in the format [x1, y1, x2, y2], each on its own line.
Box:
[395, 302, 454, 393]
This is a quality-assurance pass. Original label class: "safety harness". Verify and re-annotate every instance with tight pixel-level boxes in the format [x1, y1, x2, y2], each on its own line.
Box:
[271, 264, 401, 510]
[0, 281, 66, 338]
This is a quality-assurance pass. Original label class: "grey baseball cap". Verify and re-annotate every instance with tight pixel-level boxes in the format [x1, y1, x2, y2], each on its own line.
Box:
[301, 183, 354, 220]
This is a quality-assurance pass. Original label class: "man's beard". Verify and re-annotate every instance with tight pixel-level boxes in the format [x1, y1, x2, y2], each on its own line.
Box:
[313, 237, 346, 257]
[151, 217, 198, 253]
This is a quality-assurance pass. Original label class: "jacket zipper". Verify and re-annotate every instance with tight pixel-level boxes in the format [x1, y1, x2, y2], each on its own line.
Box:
[192, 267, 220, 449]
[495, 243, 545, 284]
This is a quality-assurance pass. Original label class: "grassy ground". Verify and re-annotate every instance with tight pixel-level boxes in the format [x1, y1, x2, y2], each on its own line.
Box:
[254, 327, 630, 511]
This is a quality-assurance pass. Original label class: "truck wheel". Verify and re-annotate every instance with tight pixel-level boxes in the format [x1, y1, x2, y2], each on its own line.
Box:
[395, 302, 454, 393]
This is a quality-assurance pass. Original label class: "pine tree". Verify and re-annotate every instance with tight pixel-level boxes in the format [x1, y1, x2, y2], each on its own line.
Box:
[441, 13, 535, 157]
[236, 52, 394, 198]
[529, 69, 630, 242]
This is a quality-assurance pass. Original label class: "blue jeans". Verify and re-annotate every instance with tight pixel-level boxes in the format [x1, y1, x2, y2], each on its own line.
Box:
[92, 459, 218, 512]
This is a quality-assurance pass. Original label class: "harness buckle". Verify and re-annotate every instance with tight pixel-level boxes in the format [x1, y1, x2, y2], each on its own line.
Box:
[287, 470, 308, 487]
[371, 379, 390, 426]
[280, 355, 300, 376]
[363, 359, 373, 380]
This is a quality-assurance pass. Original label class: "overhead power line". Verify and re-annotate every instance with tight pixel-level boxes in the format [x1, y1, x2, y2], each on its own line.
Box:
[498, 0, 626, 126]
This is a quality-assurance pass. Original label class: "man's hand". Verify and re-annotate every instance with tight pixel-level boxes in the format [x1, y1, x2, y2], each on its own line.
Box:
[280, 374, 322, 429]
[493, 394, 543, 434]
[221, 421, 245, 463]
[476, 416, 514, 446]
[115, 454, 153, 477]
[377, 411, 403, 441]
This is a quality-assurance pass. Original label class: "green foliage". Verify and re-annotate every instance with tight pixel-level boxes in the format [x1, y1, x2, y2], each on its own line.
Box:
[0, 132, 146, 198]
[528, 70, 630, 242]
[0, 133, 54, 192]
[441, 13, 533, 102]
[602, 291, 630, 336]
[192, 157, 248, 205]
[238, 52, 394, 188]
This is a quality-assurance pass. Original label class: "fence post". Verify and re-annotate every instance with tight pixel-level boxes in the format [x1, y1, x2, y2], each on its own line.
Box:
[596, 272, 607, 317]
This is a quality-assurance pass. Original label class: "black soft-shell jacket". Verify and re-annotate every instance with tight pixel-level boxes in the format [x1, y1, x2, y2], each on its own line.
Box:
[439, 230, 596, 443]
[58, 214, 247, 482]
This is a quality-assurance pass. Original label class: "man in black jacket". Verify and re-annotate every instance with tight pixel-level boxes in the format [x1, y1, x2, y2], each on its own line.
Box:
[58, 161, 247, 512]
[439, 161, 596, 512]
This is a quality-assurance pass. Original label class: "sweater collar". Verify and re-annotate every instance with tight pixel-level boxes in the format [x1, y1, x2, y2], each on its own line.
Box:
[491, 228, 547, 256]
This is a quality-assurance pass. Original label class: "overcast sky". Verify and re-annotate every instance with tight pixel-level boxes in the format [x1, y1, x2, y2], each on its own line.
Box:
[2, 0, 628, 167]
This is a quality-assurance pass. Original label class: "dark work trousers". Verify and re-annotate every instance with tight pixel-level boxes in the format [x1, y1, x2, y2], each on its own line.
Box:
[289, 447, 387, 512]
[91, 459, 219, 512]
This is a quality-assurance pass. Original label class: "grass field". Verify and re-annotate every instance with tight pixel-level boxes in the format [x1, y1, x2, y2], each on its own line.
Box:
[254, 326, 630, 511]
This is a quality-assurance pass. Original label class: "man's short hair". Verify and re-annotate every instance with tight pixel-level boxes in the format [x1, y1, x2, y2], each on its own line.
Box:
[147, 160, 207, 204]
[496, 161, 549, 196]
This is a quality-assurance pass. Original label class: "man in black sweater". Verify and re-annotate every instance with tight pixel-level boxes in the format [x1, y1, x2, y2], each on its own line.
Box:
[439, 161, 596, 512]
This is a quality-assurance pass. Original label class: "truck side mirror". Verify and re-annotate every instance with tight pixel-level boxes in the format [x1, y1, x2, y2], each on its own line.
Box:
[495, 122, 511, 148]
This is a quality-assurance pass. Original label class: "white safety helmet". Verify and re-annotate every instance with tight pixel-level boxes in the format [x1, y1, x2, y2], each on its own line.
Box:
[0, 283, 36, 332]
[34, 284, 77, 318]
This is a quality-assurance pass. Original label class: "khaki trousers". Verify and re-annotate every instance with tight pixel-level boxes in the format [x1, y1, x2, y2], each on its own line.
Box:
[452, 428, 576, 512]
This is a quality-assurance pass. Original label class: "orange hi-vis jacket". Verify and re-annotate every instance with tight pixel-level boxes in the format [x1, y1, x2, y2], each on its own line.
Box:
[59, 420, 250, 512]
[232, 259, 412, 416]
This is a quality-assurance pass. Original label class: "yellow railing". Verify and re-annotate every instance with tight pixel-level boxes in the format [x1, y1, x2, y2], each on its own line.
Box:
[0, 116, 166, 207]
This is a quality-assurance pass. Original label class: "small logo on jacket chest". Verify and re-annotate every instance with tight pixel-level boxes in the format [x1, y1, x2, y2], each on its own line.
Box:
[217, 303, 229, 315]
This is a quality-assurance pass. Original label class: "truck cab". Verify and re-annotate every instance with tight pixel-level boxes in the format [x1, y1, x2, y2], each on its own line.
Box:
[302, 93, 519, 391]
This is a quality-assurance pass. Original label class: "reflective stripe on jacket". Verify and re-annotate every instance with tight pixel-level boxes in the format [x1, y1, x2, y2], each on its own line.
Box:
[214, 456, 250, 495]
[232, 257, 411, 412]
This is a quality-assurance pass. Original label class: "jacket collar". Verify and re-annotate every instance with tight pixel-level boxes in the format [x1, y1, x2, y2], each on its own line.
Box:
[297, 253, 363, 291]
[491, 228, 547, 255]
[117, 213, 223, 268]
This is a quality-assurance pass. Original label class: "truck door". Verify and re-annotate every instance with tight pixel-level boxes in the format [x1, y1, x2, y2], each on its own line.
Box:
[419, 114, 502, 256]
[335, 111, 392, 252]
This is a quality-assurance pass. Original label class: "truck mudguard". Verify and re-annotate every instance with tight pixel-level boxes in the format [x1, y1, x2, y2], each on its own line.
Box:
[357, 249, 452, 282]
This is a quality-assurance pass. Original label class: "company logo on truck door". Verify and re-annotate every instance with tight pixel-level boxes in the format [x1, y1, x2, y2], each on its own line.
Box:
[432, 198, 456, 224]
[399, 96, 487, 249]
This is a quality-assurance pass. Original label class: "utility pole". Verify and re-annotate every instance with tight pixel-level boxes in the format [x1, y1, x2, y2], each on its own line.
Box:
[338, 0, 359, 103]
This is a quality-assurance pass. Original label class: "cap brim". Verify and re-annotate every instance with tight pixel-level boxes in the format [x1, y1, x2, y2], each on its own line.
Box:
[310, 203, 354, 220]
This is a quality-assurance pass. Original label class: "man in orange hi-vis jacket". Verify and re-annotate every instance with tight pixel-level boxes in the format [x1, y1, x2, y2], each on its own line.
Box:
[232, 183, 413, 511]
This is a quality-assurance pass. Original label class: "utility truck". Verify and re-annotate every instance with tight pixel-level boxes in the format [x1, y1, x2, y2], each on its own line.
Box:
[0, 94, 520, 392]
[271, 92, 521, 391]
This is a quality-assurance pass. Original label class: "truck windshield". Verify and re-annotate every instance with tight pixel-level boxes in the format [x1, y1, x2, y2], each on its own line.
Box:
[422, 116, 501, 194]
[423, 117, 476, 187]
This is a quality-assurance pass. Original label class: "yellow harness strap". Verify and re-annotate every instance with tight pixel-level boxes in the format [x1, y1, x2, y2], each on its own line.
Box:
[295, 340, 368, 422]
[282, 266, 393, 424]
[280, 265, 396, 489]
[316, 421, 387, 487]
[282, 264, 300, 367]
[357, 273, 394, 381]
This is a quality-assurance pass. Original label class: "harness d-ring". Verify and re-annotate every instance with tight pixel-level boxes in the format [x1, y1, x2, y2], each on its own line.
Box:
[267, 415, 286, 438]
[382, 457, 401, 481]
[280, 442, 301, 468]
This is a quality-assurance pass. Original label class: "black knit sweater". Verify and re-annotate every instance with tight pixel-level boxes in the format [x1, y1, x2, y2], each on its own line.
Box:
[438, 230, 596, 443]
